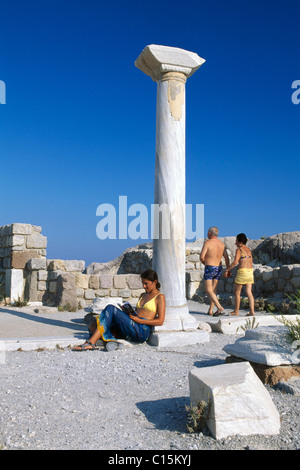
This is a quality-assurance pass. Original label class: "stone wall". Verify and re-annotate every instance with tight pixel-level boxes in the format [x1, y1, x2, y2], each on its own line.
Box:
[0, 224, 47, 302]
[1, 223, 300, 312]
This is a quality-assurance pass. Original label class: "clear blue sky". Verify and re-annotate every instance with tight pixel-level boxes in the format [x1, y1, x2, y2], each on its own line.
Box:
[1, 0, 299, 266]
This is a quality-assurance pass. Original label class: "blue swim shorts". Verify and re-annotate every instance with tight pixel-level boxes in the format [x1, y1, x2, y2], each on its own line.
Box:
[204, 265, 222, 281]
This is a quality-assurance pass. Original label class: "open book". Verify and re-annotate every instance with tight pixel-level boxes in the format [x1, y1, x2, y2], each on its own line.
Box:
[118, 301, 138, 316]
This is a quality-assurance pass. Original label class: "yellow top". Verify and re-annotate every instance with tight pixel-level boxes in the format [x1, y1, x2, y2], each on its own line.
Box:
[136, 293, 161, 314]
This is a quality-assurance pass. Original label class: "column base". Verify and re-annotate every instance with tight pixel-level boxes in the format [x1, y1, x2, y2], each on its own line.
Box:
[148, 303, 210, 348]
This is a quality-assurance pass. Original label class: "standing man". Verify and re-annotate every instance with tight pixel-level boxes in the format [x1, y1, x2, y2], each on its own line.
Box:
[200, 226, 230, 316]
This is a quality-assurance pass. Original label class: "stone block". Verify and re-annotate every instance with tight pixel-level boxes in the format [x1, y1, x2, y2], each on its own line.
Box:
[11, 235, 25, 247]
[110, 288, 119, 297]
[189, 362, 280, 440]
[64, 260, 85, 272]
[11, 250, 41, 269]
[26, 233, 47, 249]
[88, 275, 100, 290]
[38, 281, 47, 291]
[279, 265, 293, 280]
[49, 281, 57, 293]
[47, 259, 66, 271]
[49, 270, 64, 280]
[84, 289, 95, 300]
[292, 265, 300, 277]
[5, 269, 24, 302]
[149, 330, 209, 348]
[55, 273, 77, 309]
[94, 289, 110, 297]
[187, 254, 200, 263]
[38, 270, 48, 281]
[3, 257, 11, 268]
[75, 273, 89, 289]
[11, 223, 40, 235]
[291, 277, 300, 289]
[262, 270, 273, 282]
[113, 275, 127, 289]
[223, 325, 299, 366]
[27, 257, 47, 271]
[118, 288, 131, 298]
[24, 271, 38, 302]
[99, 274, 113, 289]
[126, 274, 142, 289]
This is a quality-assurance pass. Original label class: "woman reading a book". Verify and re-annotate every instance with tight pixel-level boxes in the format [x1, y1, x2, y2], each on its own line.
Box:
[72, 269, 165, 351]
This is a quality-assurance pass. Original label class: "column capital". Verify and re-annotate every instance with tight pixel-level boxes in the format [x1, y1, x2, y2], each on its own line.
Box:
[135, 44, 205, 82]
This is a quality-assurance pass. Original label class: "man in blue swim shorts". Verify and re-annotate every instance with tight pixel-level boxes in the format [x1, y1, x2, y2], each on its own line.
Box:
[204, 265, 223, 281]
[200, 227, 230, 316]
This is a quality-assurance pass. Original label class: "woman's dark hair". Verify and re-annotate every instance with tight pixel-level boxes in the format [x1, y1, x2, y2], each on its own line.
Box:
[141, 269, 161, 289]
[236, 233, 248, 244]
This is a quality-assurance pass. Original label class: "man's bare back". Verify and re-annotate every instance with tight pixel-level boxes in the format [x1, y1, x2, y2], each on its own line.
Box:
[200, 237, 226, 266]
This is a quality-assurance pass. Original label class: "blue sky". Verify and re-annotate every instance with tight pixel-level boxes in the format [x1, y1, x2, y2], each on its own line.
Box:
[0, 0, 299, 266]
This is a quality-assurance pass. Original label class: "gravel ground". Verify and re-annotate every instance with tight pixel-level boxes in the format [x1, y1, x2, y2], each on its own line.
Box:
[0, 332, 299, 451]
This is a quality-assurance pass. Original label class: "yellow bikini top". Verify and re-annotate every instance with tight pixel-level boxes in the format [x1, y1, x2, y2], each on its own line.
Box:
[136, 293, 162, 314]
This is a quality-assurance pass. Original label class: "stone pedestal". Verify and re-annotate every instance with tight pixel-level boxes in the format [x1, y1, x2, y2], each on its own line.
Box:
[135, 45, 206, 347]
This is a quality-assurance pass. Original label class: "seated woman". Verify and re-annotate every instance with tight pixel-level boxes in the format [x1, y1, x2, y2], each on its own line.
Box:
[224, 233, 255, 316]
[72, 269, 165, 351]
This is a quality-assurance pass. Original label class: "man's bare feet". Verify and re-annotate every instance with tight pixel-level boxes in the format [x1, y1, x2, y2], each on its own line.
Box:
[230, 311, 239, 316]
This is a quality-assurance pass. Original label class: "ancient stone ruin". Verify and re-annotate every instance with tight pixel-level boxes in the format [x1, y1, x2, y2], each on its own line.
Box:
[1, 223, 300, 316]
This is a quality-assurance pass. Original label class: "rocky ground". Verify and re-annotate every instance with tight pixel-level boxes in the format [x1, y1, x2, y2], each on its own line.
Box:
[0, 330, 299, 451]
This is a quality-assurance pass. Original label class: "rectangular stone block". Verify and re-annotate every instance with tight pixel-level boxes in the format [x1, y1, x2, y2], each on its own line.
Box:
[88, 275, 100, 290]
[38, 281, 47, 291]
[84, 289, 95, 300]
[113, 274, 127, 289]
[126, 274, 142, 289]
[38, 270, 48, 281]
[49, 281, 57, 293]
[26, 233, 47, 249]
[11, 223, 39, 235]
[5, 269, 24, 302]
[75, 273, 89, 289]
[27, 258, 47, 270]
[99, 274, 113, 289]
[64, 260, 85, 272]
[47, 260, 66, 271]
[11, 250, 41, 269]
[189, 362, 280, 440]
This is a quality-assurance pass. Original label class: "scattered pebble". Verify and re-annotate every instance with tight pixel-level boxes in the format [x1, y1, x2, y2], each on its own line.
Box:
[0, 333, 299, 450]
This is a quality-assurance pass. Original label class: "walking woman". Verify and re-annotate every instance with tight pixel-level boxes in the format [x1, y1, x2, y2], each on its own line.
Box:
[225, 233, 255, 316]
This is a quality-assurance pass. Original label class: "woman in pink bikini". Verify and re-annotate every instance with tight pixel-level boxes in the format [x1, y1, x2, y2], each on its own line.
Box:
[72, 269, 165, 351]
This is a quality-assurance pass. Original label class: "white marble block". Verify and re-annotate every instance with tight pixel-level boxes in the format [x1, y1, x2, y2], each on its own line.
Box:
[5, 269, 24, 303]
[189, 362, 280, 440]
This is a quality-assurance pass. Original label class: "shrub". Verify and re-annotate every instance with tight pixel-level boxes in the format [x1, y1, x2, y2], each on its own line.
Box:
[185, 398, 210, 433]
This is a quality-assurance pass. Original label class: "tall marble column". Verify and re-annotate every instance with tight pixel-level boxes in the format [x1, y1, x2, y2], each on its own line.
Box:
[135, 45, 206, 346]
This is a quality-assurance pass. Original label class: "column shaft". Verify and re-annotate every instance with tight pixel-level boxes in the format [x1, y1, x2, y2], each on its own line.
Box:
[153, 75, 186, 308]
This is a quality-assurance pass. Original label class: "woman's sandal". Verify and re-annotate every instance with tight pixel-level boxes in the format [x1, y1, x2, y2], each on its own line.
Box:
[72, 340, 100, 351]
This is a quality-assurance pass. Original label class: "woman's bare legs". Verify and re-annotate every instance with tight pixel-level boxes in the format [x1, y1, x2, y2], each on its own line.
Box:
[231, 283, 243, 315]
[245, 283, 255, 316]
